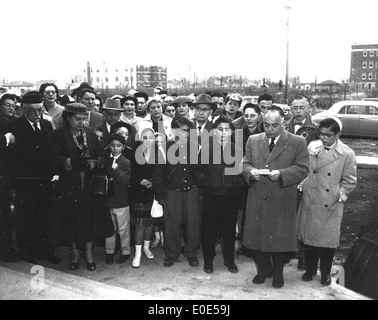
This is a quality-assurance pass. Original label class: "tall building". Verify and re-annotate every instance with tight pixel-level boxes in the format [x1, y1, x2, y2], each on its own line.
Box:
[81, 62, 167, 90]
[350, 44, 378, 90]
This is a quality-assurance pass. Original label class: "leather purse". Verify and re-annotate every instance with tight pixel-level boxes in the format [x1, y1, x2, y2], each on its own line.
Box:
[89, 174, 114, 198]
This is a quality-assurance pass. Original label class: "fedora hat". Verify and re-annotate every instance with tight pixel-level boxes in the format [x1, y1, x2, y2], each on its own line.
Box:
[102, 98, 122, 111]
[193, 93, 216, 111]
[64, 103, 88, 115]
[22, 91, 43, 104]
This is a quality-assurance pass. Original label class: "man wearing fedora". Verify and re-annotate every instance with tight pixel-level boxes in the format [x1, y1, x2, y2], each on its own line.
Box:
[77, 88, 104, 130]
[192, 93, 215, 148]
[7, 91, 61, 264]
[95, 98, 123, 151]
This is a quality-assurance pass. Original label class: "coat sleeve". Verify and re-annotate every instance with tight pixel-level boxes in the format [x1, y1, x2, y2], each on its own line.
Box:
[0, 135, 7, 150]
[279, 136, 309, 187]
[241, 136, 256, 184]
[111, 158, 131, 187]
[339, 149, 357, 201]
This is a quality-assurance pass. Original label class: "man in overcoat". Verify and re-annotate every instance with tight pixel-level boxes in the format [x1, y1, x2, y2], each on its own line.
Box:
[7, 91, 61, 264]
[242, 105, 309, 288]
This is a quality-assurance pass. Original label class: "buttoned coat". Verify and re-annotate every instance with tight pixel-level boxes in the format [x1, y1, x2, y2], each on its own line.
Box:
[241, 130, 309, 252]
[297, 139, 357, 248]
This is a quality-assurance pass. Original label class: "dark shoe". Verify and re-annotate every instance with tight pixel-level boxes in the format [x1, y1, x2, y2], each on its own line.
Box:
[188, 257, 199, 267]
[86, 261, 96, 271]
[163, 257, 175, 267]
[302, 271, 315, 282]
[252, 272, 273, 284]
[297, 258, 306, 270]
[69, 261, 79, 270]
[272, 277, 285, 289]
[106, 254, 114, 265]
[45, 255, 62, 264]
[321, 274, 332, 286]
[116, 254, 130, 264]
[224, 262, 238, 273]
[203, 264, 214, 274]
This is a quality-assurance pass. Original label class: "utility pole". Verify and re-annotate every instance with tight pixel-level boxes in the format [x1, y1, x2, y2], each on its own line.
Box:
[284, 3, 291, 104]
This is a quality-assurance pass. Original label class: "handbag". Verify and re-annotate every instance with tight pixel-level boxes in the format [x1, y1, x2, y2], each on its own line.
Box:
[89, 174, 114, 198]
[150, 198, 163, 218]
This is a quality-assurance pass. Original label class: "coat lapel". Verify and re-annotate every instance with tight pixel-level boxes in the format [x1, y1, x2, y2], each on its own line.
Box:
[267, 130, 289, 164]
[258, 134, 270, 161]
[314, 140, 343, 170]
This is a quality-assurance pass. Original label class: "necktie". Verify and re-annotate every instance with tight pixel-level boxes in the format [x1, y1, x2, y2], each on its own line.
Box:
[324, 146, 330, 151]
[33, 123, 40, 133]
[269, 137, 275, 153]
[197, 126, 202, 145]
[77, 130, 84, 145]
[294, 120, 303, 126]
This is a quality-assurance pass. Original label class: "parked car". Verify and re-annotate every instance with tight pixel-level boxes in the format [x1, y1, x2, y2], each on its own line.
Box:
[311, 100, 378, 138]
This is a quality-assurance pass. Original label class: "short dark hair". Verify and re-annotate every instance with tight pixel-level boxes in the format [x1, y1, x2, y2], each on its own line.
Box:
[109, 133, 126, 146]
[213, 115, 234, 130]
[266, 105, 284, 118]
[289, 94, 309, 106]
[258, 94, 274, 104]
[171, 116, 193, 129]
[39, 82, 59, 96]
[243, 103, 261, 114]
[0, 93, 16, 106]
[134, 91, 149, 102]
[318, 118, 341, 134]
[77, 88, 96, 100]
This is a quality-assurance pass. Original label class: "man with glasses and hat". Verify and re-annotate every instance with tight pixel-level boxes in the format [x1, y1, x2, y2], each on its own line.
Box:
[7, 91, 61, 264]
[192, 93, 215, 148]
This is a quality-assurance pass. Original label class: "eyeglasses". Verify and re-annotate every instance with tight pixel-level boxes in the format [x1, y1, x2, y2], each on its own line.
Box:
[26, 108, 43, 115]
[1, 103, 16, 108]
[44, 90, 56, 95]
[195, 108, 211, 113]
[318, 132, 336, 138]
[291, 106, 306, 111]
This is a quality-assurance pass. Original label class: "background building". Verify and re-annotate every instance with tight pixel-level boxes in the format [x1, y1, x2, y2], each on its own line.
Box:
[350, 44, 378, 90]
[81, 62, 167, 91]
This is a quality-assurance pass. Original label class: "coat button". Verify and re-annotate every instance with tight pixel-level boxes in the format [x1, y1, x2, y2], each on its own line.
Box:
[327, 173, 331, 176]
[262, 196, 267, 200]
[325, 204, 328, 208]
[313, 170, 317, 174]
[326, 189, 329, 192]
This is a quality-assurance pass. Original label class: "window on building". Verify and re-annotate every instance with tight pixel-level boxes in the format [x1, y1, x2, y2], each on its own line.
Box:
[368, 83, 372, 89]
[91, 69, 93, 73]
[96, 77, 99, 82]
[375, 73, 377, 80]
[96, 69, 99, 73]
[351, 68, 355, 75]
[115, 77, 118, 82]
[125, 77, 128, 81]
[115, 69, 118, 72]
[369, 61, 374, 68]
[105, 77, 108, 82]
[363, 50, 367, 57]
[363, 61, 367, 68]
[105, 69, 108, 74]
[370, 50, 374, 57]
[84, 77, 86, 82]
[362, 73, 366, 80]
[362, 83, 365, 89]
[369, 73, 373, 80]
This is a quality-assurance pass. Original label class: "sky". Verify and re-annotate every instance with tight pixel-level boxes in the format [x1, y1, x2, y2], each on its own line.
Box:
[1, 0, 378, 85]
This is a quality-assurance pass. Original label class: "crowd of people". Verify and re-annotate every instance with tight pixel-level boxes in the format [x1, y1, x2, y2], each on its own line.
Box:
[0, 82, 357, 289]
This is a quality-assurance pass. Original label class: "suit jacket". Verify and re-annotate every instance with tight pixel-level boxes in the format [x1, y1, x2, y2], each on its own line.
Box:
[0, 117, 8, 150]
[107, 154, 131, 208]
[193, 120, 214, 148]
[0, 117, 10, 175]
[89, 110, 104, 130]
[8, 116, 53, 178]
[241, 130, 309, 252]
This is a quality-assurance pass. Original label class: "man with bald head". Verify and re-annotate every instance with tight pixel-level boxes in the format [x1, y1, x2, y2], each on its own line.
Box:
[241, 105, 309, 289]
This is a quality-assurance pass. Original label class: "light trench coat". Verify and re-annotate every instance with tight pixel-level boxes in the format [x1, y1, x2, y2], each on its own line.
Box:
[242, 130, 309, 252]
[297, 139, 357, 248]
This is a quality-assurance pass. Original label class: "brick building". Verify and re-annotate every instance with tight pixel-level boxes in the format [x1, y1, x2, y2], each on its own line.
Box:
[350, 44, 378, 90]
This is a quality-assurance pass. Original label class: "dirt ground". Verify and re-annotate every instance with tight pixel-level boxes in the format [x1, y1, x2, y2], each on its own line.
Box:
[334, 137, 378, 265]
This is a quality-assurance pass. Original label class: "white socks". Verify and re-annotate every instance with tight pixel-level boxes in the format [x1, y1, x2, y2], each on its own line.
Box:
[143, 240, 154, 259]
[151, 232, 161, 248]
[132, 245, 142, 268]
